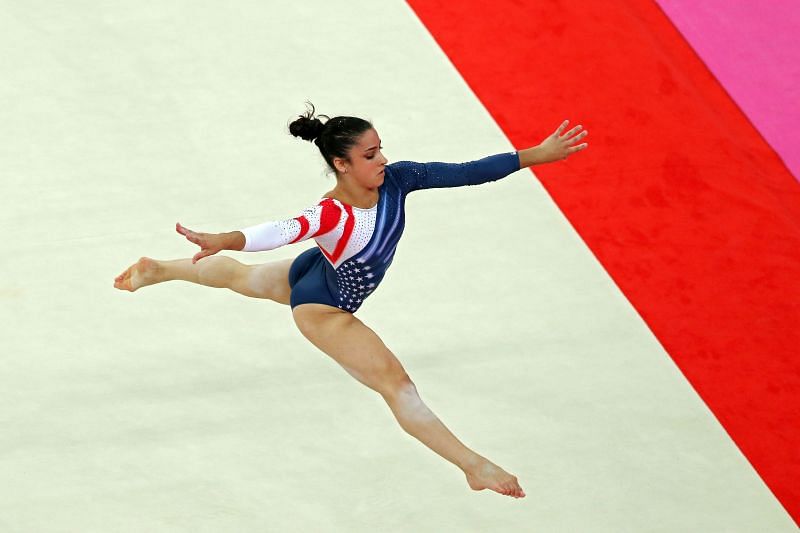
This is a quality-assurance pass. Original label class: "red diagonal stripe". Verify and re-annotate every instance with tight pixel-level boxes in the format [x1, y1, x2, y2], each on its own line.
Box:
[314, 199, 342, 237]
[289, 215, 310, 244]
[319, 203, 355, 265]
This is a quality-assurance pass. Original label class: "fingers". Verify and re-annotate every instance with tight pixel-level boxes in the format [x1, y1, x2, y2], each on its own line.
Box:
[176, 222, 204, 246]
[562, 126, 589, 159]
[176, 222, 201, 241]
[556, 119, 569, 135]
[562, 124, 585, 140]
[569, 129, 589, 144]
[569, 142, 589, 154]
[176, 222, 194, 241]
[192, 248, 218, 264]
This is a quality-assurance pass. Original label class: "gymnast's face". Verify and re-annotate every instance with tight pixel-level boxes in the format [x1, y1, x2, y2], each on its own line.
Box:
[335, 128, 388, 189]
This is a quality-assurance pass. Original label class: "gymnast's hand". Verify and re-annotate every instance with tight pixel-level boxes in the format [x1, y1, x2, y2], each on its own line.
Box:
[534, 119, 589, 164]
[175, 222, 226, 263]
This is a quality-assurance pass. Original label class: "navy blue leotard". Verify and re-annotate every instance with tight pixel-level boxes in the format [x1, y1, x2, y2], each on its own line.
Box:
[239, 151, 521, 312]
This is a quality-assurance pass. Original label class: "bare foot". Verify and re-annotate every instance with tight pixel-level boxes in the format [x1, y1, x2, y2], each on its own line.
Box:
[464, 457, 526, 499]
[113, 257, 162, 292]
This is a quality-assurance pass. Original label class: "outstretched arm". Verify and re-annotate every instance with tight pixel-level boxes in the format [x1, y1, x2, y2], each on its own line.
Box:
[398, 119, 589, 193]
[400, 151, 521, 193]
[175, 201, 336, 263]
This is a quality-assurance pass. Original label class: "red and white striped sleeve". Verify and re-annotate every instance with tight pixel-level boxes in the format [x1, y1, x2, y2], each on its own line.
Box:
[238, 199, 341, 252]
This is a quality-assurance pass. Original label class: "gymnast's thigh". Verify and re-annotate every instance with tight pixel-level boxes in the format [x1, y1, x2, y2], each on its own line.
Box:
[244, 257, 294, 304]
[240, 248, 316, 305]
[291, 303, 409, 393]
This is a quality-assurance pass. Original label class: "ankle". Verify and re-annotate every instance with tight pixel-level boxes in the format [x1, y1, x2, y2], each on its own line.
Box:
[138, 257, 166, 283]
[460, 453, 487, 474]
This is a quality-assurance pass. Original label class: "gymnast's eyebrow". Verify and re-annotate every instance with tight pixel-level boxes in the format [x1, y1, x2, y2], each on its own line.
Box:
[363, 140, 383, 152]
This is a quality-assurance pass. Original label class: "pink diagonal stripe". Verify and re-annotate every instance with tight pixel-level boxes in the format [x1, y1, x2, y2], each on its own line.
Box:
[655, 0, 800, 181]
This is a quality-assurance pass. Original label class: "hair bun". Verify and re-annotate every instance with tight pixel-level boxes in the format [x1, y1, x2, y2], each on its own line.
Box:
[289, 101, 329, 142]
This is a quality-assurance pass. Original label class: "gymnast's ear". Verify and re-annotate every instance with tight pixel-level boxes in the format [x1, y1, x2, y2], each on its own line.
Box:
[332, 156, 350, 175]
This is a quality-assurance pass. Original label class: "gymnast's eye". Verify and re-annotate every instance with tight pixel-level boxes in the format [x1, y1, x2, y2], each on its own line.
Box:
[366, 146, 384, 159]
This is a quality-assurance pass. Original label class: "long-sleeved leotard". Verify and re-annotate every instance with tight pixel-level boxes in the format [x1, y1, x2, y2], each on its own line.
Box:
[239, 151, 521, 312]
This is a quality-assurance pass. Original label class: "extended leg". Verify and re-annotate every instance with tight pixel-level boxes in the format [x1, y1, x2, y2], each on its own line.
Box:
[113, 255, 293, 304]
[292, 303, 525, 499]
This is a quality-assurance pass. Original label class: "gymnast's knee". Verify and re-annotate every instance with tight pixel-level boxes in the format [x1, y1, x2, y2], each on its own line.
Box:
[381, 377, 437, 424]
[378, 373, 416, 402]
[196, 255, 243, 287]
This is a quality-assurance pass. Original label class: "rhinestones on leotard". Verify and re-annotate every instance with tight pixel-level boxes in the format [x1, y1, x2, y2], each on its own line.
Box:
[335, 259, 377, 311]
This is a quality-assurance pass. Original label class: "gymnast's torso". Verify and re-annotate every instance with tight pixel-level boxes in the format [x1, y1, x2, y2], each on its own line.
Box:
[239, 151, 521, 312]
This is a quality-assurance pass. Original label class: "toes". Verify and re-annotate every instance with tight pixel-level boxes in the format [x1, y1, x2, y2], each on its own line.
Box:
[488, 482, 526, 499]
[499, 483, 525, 499]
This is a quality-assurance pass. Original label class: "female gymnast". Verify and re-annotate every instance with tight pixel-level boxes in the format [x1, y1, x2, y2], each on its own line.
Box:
[114, 102, 589, 499]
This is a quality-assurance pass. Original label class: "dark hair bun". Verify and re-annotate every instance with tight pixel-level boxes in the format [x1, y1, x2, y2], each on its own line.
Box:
[286, 101, 373, 174]
[289, 101, 329, 142]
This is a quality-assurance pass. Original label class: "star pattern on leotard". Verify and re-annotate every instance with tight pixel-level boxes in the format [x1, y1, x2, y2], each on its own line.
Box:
[335, 259, 377, 311]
